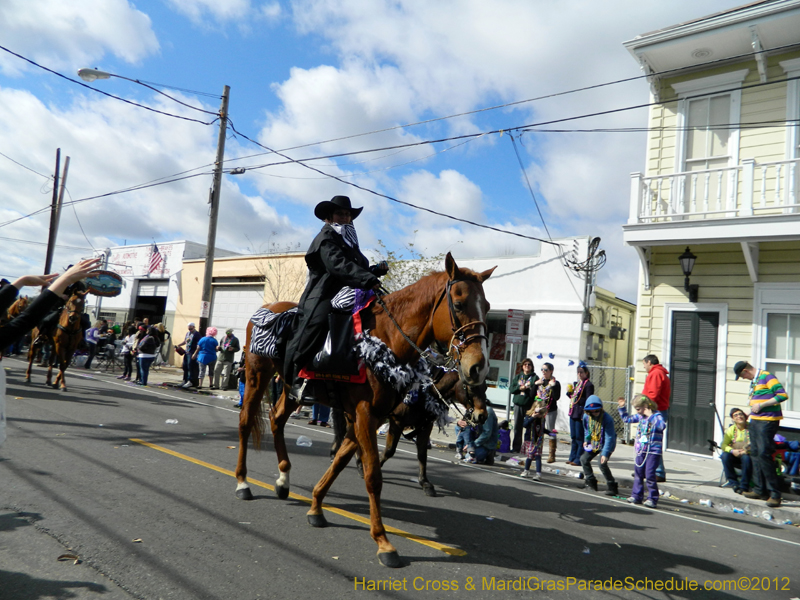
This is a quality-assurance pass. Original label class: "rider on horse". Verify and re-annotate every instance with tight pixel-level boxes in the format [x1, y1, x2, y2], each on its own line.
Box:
[284, 195, 388, 403]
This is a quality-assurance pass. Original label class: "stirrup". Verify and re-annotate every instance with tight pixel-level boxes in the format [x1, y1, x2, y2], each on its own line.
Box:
[289, 379, 316, 405]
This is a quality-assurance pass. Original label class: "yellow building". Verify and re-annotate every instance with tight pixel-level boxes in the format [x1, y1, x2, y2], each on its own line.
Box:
[171, 252, 306, 365]
[623, 1, 800, 454]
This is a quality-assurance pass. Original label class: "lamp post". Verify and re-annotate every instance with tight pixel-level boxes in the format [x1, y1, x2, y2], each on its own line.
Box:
[78, 69, 230, 335]
[678, 246, 699, 303]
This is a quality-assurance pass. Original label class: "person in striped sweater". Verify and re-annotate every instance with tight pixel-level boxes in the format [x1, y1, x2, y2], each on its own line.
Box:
[734, 361, 788, 508]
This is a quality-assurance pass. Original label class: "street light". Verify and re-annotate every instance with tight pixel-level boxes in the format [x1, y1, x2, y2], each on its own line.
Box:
[678, 247, 699, 303]
[78, 67, 230, 336]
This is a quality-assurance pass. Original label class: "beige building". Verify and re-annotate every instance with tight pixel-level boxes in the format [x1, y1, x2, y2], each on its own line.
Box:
[171, 252, 306, 365]
[623, 1, 800, 454]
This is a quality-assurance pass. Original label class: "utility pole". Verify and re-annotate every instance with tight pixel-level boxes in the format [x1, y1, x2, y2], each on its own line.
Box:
[44, 149, 62, 275]
[198, 85, 230, 336]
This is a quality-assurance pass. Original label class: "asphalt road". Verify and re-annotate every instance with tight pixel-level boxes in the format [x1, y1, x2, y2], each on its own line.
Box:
[2, 359, 800, 600]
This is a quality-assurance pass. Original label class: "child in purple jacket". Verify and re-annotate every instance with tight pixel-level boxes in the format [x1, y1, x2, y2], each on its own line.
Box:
[618, 394, 666, 508]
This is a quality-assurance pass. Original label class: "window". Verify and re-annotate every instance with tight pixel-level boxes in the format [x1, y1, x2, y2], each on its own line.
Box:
[764, 312, 800, 413]
[685, 95, 732, 172]
[671, 70, 747, 214]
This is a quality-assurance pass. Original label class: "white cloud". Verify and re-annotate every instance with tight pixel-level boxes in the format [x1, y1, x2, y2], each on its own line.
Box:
[0, 0, 158, 75]
[166, 0, 255, 23]
[0, 86, 304, 275]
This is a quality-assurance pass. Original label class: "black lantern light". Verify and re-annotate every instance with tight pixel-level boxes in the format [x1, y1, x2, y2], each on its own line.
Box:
[678, 246, 699, 303]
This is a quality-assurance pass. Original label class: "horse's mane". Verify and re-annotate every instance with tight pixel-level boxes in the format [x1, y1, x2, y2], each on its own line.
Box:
[373, 267, 486, 321]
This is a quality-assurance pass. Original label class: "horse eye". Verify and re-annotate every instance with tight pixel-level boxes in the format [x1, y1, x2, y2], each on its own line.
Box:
[453, 302, 465, 311]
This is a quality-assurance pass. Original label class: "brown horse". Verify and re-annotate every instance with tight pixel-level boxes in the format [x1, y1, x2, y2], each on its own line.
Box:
[342, 370, 488, 497]
[235, 253, 494, 567]
[25, 289, 88, 391]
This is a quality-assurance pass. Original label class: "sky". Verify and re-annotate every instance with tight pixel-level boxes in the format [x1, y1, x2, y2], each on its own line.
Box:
[0, 0, 739, 302]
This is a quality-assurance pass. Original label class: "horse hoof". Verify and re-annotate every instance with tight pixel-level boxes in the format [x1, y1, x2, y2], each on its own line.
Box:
[275, 485, 289, 500]
[307, 513, 328, 528]
[378, 551, 403, 568]
[236, 487, 254, 501]
[423, 484, 437, 497]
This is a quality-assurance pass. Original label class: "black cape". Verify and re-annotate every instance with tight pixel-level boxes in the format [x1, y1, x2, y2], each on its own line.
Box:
[284, 224, 379, 379]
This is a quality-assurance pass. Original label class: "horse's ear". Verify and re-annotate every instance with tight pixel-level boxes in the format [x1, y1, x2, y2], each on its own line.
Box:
[477, 266, 497, 283]
[77, 290, 89, 298]
[445, 252, 460, 280]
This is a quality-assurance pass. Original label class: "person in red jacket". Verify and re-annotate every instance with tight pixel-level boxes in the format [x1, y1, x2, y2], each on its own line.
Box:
[641, 354, 671, 482]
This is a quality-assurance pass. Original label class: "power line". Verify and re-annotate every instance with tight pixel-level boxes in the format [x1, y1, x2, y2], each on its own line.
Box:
[0, 45, 216, 126]
[0, 150, 50, 179]
[227, 119, 561, 247]
[0, 235, 93, 251]
[223, 40, 800, 160]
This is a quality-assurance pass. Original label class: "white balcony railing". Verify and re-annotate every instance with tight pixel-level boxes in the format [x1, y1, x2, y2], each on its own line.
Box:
[629, 158, 800, 224]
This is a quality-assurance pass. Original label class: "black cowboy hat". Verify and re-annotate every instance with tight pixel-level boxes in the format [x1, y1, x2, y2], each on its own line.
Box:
[313, 195, 363, 221]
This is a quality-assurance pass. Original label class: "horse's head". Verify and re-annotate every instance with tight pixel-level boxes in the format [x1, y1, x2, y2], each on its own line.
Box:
[432, 253, 495, 387]
[459, 382, 488, 426]
[64, 290, 87, 326]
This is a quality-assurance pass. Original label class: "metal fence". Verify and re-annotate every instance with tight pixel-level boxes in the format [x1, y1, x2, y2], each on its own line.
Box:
[585, 365, 635, 440]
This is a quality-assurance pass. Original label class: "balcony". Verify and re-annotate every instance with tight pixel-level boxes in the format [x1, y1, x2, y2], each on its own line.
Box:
[624, 158, 800, 248]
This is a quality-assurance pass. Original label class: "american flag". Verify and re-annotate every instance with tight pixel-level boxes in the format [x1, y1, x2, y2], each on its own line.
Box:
[148, 244, 163, 275]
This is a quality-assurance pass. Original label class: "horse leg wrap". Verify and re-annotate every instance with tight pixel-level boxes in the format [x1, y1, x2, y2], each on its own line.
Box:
[235, 481, 253, 501]
[275, 471, 290, 499]
[378, 551, 403, 568]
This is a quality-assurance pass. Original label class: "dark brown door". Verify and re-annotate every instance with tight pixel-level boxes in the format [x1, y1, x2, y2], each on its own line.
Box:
[668, 311, 719, 455]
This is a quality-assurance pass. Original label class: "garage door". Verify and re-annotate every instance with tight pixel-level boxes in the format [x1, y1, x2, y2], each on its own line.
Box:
[209, 285, 266, 359]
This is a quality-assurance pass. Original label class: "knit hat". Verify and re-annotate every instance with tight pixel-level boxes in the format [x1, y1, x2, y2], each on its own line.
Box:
[584, 395, 603, 411]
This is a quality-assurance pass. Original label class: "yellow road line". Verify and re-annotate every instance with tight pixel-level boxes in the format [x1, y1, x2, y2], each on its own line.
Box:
[130, 438, 466, 556]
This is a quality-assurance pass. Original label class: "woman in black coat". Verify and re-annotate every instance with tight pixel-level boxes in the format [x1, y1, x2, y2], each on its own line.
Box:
[284, 195, 386, 402]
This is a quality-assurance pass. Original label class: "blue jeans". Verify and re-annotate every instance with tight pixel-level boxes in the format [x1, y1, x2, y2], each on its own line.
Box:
[749, 419, 781, 499]
[721, 451, 753, 491]
[237, 381, 245, 406]
[462, 427, 493, 463]
[655, 409, 668, 479]
[138, 357, 154, 385]
[312, 403, 330, 424]
[455, 425, 470, 453]
[568, 418, 585, 463]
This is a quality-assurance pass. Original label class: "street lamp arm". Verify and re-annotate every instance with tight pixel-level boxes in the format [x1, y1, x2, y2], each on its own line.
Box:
[77, 68, 218, 116]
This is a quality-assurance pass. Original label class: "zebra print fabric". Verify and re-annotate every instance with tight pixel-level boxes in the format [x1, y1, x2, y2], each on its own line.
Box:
[249, 307, 298, 358]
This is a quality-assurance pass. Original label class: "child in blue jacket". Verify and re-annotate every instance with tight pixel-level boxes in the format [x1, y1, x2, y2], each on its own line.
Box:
[618, 394, 666, 508]
[580, 396, 618, 495]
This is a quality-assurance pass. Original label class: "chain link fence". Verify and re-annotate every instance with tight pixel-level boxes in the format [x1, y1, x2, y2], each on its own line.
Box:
[585, 365, 635, 440]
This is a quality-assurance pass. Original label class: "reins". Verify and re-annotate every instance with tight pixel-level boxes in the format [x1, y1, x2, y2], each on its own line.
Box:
[373, 278, 487, 414]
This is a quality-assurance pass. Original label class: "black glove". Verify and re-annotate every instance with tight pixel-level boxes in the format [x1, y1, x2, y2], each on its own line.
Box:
[370, 261, 389, 277]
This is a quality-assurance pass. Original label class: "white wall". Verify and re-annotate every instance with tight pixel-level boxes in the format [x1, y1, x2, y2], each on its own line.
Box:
[457, 238, 590, 430]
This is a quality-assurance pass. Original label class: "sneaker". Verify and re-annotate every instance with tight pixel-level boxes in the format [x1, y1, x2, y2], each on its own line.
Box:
[532, 472, 541, 481]
[307, 420, 317, 426]
[234, 403, 242, 409]
[627, 496, 642, 505]
[643, 499, 657, 508]
[455, 452, 465, 460]
[734, 488, 745, 495]
[720, 481, 736, 489]
[766, 497, 782, 508]
[116, 375, 126, 380]
[463, 456, 476, 464]
[180, 382, 191, 389]
[520, 470, 530, 478]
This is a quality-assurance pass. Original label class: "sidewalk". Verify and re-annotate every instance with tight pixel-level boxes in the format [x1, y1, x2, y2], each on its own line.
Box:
[426, 414, 800, 525]
[91, 366, 800, 525]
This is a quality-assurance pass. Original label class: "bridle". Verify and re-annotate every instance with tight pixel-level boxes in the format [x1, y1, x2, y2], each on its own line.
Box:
[374, 277, 488, 414]
[56, 297, 84, 334]
[428, 278, 488, 371]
